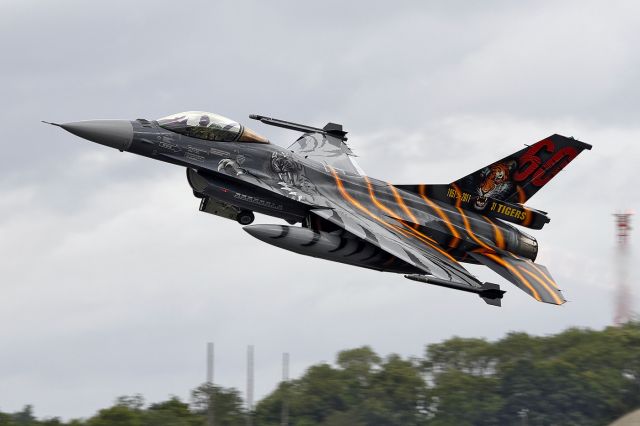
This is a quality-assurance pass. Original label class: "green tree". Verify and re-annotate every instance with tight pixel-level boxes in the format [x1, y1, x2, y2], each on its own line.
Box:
[361, 354, 427, 426]
[493, 324, 640, 425]
[255, 348, 428, 426]
[87, 395, 145, 426]
[87, 405, 141, 426]
[255, 360, 350, 425]
[425, 370, 502, 426]
[423, 337, 496, 377]
[12, 406, 36, 426]
[0, 411, 15, 426]
[4, 322, 640, 426]
[190, 383, 245, 426]
[290, 363, 347, 424]
[40, 419, 64, 426]
[336, 346, 381, 407]
[142, 396, 200, 426]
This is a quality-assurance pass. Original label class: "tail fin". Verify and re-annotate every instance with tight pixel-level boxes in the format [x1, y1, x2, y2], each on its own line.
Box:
[453, 134, 591, 205]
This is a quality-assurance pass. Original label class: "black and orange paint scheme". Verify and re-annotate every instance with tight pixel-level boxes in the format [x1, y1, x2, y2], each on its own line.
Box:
[49, 112, 591, 307]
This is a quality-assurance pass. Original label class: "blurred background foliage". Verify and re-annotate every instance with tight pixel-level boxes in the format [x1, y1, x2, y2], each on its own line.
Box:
[1, 322, 638, 426]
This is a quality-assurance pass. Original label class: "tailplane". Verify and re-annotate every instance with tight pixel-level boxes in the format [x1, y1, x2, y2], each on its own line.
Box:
[469, 251, 566, 305]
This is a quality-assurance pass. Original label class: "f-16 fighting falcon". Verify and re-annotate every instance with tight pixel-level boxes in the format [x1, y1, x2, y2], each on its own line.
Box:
[46, 112, 591, 306]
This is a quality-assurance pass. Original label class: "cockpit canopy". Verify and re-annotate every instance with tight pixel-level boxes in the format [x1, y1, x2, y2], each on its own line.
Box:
[157, 111, 269, 144]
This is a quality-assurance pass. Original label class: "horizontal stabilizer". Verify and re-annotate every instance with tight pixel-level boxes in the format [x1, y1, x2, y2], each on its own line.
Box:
[469, 251, 565, 305]
[393, 184, 551, 230]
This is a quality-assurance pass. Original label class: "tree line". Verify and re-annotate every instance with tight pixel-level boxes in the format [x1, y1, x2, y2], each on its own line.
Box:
[2, 322, 639, 426]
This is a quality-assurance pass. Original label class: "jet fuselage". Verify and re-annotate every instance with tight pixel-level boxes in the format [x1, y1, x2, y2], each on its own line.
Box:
[124, 119, 535, 266]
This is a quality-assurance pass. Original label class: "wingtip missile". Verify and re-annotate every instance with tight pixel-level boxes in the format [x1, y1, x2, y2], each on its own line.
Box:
[405, 274, 505, 307]
[249, 114, 348, 140]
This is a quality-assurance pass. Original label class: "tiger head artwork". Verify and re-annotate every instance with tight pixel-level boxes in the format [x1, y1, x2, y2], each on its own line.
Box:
[475, 160, 516, 209]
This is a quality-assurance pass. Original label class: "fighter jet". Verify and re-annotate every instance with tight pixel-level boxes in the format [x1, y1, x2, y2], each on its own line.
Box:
[47, 112, 591, 306]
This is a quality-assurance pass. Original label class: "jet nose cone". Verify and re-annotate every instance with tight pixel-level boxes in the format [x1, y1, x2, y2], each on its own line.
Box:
[60, 120, 133, 151]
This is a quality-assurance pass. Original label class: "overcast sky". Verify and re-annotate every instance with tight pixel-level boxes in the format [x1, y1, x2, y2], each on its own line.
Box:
[1, 0, 639, 420]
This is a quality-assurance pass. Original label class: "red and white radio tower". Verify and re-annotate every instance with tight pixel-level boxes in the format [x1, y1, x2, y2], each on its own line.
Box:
[613, 212, 633, 325]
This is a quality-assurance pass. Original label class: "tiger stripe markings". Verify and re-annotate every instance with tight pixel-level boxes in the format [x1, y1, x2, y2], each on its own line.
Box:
[470, 251, 565, 305]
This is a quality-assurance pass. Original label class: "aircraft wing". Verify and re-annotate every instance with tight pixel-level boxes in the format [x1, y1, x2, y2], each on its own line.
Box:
[311, 207, 487, 290]
[469, 251, 566, 305]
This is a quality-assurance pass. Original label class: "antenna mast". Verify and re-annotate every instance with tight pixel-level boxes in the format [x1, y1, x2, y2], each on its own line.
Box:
[207, 342, 215, 426]
[614, 212, 633, 325]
